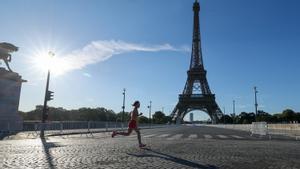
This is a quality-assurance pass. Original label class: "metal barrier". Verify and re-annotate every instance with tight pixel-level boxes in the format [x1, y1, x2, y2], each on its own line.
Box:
[0, 121, 170, 138]
[0, 121, 24, 138]
[250, 122, 270, 139]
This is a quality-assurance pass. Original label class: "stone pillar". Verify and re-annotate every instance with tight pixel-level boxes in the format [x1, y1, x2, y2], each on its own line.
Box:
[0, 68, 25, 131]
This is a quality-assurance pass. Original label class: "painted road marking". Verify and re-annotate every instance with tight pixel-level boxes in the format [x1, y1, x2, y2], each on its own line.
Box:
[217, 135, 228, 139]
[157, 134, 171, 138]
[231, 135, 243, 139]
[143, 134, 156, 138]
[187, 134, 198, 140]
[167, 134, 183, 140]
[204, 134, 213, 139]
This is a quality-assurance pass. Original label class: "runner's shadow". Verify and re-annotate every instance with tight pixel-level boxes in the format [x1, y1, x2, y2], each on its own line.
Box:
[127, 148, 218, 169]
[41, 138, 60, 169]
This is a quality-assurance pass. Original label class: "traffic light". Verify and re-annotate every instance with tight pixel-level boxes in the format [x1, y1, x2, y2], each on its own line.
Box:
[46, 90, 54, 101]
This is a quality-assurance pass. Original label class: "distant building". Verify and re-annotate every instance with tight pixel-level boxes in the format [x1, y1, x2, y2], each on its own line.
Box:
[190, 113, 194, 122]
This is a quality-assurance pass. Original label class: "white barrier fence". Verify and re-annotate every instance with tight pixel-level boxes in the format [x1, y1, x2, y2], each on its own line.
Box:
[206, 122, 300, 140]
[250, 122, 271, 139]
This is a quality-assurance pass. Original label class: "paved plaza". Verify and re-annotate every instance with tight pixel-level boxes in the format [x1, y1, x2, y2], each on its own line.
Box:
[1, 126, 300, 169]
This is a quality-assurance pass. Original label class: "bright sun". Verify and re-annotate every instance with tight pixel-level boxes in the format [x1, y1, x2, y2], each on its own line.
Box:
[31, 49, 70, 76]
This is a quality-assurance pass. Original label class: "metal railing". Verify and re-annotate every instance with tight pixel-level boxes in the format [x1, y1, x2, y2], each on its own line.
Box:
[1, 121, 170, 138]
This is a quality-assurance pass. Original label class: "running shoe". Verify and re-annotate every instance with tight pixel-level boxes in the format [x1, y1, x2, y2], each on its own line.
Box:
[139, 144, 146, 148]
[111, 131, 117, 138]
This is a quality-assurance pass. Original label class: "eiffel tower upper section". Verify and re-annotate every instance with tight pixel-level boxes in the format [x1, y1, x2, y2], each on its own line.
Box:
[182, 0, 212, 96]
[190, 0, 204, 70]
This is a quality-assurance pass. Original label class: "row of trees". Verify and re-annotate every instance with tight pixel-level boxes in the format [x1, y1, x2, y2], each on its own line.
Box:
[220, 109, 300, 124]
[19, 105, 171, 124]
[20, 106, 300, 124]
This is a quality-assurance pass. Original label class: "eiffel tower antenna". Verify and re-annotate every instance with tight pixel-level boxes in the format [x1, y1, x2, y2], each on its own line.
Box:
[170, 0, 223, 124]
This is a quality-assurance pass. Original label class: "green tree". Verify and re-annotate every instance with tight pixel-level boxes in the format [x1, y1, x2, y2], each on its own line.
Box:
[238, 112, 255, 124]
[230, 114, 239, 124]
[152, 111, 167, 124]
[295, 112, 300, 123]
[116, 112, 130, 122]
[281, 109, 296, 122]
[164, 116, 172, 124]
[256, 110, 272, 122]
[138, 116, 149, 124]
[21, 105, 118, 121]
[220, 115, 233, 124]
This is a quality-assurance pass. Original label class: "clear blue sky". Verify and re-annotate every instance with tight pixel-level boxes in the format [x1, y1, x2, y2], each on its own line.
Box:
[1, 0, 300, 120]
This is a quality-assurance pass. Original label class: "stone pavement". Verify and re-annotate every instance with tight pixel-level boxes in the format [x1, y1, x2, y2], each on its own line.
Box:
[1, 126, 300, 169]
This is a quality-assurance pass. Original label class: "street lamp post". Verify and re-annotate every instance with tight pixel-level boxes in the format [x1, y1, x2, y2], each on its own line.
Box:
[148, 101, 152, 128]
[40, 51, 55, 138]
[233, 100, 236, 116]
[121, 88, 126, 130]
[254, 86, 258, 121]
[223, 107, 226, 124]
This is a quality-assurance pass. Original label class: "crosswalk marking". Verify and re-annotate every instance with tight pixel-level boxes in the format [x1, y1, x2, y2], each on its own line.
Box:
[187, 134, 198, 140]
[157, 134, 171, 138]
[231, 135, 243, 139]
[125, 133, 245, 140]
[128, 134, 137, 138]
[204, 134, 213, 139]
[143, 134, 156, 138]
[217, 135, 228, 139]
[167, 134, 183, 140]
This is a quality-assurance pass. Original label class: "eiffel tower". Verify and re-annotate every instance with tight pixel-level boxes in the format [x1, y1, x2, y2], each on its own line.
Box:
[170, 0, 223, 124]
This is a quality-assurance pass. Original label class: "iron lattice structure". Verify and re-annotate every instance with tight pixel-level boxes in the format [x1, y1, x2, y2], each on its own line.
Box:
[170, 0, 223, 124]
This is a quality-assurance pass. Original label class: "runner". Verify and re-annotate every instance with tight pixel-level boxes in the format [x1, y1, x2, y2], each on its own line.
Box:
[111, 100, 146, 148]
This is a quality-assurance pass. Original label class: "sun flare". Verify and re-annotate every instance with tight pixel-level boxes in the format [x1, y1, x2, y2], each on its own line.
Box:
[31, 49, 70, 76]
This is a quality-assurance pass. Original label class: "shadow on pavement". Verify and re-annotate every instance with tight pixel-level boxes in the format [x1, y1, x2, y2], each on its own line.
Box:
[41, 138, 60, 169]
[0, 131, 17, 140]
[127, 148, 218, 169]
[0, 133, 7, 140]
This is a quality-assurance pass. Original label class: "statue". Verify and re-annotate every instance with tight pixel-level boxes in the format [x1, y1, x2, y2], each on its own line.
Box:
[0, 42, 24, 132]
[0, 42, 18, 72]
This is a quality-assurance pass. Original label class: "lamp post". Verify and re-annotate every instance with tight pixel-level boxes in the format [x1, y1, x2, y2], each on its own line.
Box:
[121, 88, 126, 130]
[148, 101, 152, 128]
[254, 86, 258, 121]
[233, 100, 236, 116]
[40, 51, 55, 138]
[223, 107, 226, 124]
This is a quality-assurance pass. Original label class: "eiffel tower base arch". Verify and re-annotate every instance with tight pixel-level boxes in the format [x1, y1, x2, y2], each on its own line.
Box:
[172, 94, 222, 124]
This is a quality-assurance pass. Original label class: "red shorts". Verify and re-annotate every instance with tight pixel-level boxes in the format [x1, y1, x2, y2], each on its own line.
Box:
[128, 120, 137, 129]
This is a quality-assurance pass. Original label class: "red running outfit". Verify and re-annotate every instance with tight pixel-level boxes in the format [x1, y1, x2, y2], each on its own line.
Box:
[128, 120, 137, 129]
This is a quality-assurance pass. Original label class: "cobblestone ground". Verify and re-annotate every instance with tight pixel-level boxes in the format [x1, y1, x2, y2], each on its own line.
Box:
[1, 127, 300, 169]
